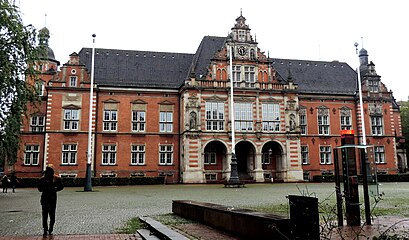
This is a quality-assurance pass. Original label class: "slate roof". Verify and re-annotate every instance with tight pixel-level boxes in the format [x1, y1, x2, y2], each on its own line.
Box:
[77, 37, 358, 95]
[271, 58, 357, 95]
[78, 48, 193, 89]
[189, 36, 226, 78]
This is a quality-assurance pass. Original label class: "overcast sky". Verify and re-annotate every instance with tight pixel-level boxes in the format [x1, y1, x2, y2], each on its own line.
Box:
[17, 0, 408, 101]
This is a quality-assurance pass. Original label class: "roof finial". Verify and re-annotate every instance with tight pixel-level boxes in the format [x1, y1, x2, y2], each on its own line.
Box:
[240, 8, 242, 16]
[361, 37, 364, 49]
[44, 13, 47, 28]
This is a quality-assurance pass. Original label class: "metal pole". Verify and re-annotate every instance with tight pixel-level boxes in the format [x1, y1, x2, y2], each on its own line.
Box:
[84, 34, 96, 192]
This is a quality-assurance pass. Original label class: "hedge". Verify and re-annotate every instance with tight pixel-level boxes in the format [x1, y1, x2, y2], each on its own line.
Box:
[12, 176, 165, 188]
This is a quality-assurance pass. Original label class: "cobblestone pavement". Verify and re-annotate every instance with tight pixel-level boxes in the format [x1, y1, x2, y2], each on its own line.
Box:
[0, 234, 141, 240]
[1, 183, 409, 239]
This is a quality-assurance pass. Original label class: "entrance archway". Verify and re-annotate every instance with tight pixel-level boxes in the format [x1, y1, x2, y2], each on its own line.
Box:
[261, 141, 283, 180]
[235, 141, 255, 179]
[203, 141, 227, 181]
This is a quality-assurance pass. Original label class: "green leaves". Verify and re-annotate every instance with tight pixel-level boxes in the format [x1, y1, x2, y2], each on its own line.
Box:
[0, 1, 40, 166]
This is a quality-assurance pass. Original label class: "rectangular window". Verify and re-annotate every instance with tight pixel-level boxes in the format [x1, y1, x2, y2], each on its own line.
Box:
[63, 109, 79, 130]
[62, 144, 77, 165]
[30, 116, 45, 132]
[70, 76, 77, 87]
[368, 80, 379, 92]
[318, 115, 330, 135]
[24, 144, 40, 165]
[131, 145, 145, 165]
[233, 65, 241, 86]
[159, 111, 173, 132]
[35, 81, 44, 96]
[103, 110, 118, 131]
[301, 146, 309, 164]
[102, 144, 116, 165]
[371, 116, 383, 135]
[300, 113, 307, 135]
[132, 111, 146, 132]
[341, 115, 352, 130]
[204, 152, 216, 165]
[320, 146, 332, 164]
[205, 102, 224, 131]
[262, 103, 280, 132]
[374, 146, 385, 164]
[238, 30, 245, 42]
[262, 152, 270, 164]
[235, 102, 253, 131]
[244, 66, 255, 87]
[159, 145, 173, 165]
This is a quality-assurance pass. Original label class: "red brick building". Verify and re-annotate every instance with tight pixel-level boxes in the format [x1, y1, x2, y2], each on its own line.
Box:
[9, 14, 407, 183]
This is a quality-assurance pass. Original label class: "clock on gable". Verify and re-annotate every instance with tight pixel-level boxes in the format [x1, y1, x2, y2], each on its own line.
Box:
[237, 46, 247, 56]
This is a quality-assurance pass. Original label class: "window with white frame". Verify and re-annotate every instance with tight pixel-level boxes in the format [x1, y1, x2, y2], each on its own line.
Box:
[368, 80, 379, 92]
[159, 111, 173, 132]
[205, 102, 224, 131]
[132, 111, 145, 132]
[63, 109, 79, 130]
[159, 145, 173, 165]
[235, 102, 253, 131]
[244, 66, 256, 87]
[340, 108, 352, 130]
[238, 30, 245, 42]
[301, 146, 309, 164]
[374, 146, 385, 164]
[262, 103, 280, 132]
[318, 107, 330, 135]
[131, 145, 145, 165]
[35, 81, 45, 96]
[24, 144, 40, 165]
[320, 146, 332, 164]
[69, 76, 77, 87]
[103, 110, 118, 131]
[30, 115, 45, 132]
[232, 65, 241, 86]
[299, 108, 307, 135]
[102, 144, 116, 165]
[62, 144, 77, 165]
[262, 152, 270, 164]
[204, 152, 216, 165]
[371, 116, 383, 135]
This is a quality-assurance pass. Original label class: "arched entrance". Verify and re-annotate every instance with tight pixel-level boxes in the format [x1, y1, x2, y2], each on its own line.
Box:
[235, 141, 255, 180]
[203, 141, 227, 181]
[261, 141, 283, 180]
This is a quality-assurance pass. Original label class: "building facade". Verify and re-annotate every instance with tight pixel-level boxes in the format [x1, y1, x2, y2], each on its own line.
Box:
[9, 15, 407, 183]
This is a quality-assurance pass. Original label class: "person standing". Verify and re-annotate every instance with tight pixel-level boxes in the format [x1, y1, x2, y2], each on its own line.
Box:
[1, 175, 9, 193]
[10, 173, 19, 193]
[38, 165, 64, 237]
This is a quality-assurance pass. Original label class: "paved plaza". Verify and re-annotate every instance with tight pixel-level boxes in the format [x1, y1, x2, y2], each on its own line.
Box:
[1, 182, 409, 239]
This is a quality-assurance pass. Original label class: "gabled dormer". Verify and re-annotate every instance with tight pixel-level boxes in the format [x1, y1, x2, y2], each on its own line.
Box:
[228, 12, 258, 61]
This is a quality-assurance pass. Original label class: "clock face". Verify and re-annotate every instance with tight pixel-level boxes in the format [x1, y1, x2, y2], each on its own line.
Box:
[238, 46, 247, 56]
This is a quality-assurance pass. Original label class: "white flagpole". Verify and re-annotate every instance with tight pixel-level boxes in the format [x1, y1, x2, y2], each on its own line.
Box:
[355, 42, 366, 145]
[229, 45, 235, 154]
[84, 34, 96, 192]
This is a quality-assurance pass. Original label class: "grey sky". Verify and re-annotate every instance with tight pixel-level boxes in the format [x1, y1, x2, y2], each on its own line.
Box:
[18, 0, 408, 101]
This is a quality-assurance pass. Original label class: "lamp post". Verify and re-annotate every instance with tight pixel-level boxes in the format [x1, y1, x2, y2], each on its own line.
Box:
[84, 34, 96, 192]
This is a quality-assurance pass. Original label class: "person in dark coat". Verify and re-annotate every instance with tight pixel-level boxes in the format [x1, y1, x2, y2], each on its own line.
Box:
[10, 173, 19, 193]
[38, 166, 64, 236]
[1, 175, 9, 193]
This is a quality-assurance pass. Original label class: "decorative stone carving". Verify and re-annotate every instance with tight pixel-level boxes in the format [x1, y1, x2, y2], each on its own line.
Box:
[189, 111, 197, 130]
[289, 114, 296, 131]
[369, 103, 382, 115]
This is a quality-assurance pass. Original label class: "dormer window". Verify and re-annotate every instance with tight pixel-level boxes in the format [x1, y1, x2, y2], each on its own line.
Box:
[70, 76, 77, 87]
